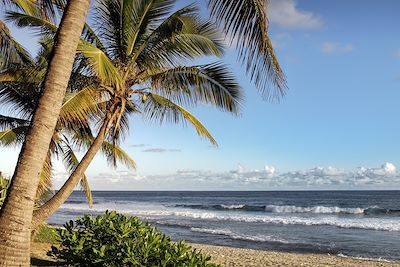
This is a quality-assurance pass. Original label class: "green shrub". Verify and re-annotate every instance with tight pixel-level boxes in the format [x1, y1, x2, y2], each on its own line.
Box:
[49, 211, 219, 267]
[0, 176, 9, 208]
[33, 224, 60, 244]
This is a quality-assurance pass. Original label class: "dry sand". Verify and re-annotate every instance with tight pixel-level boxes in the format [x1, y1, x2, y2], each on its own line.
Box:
[31, 242, 400, 267]
[190, 243, 400, 267]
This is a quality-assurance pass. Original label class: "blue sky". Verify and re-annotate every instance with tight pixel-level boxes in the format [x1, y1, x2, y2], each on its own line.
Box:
[1, 0, 400, 190]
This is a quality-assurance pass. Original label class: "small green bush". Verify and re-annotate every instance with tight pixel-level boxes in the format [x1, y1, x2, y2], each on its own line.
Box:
[0, 176, 9, 208]
[49, 211, 219, 267]
[33, 224, 59, 244]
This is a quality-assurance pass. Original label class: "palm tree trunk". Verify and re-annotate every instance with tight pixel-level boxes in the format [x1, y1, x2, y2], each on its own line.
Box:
[31, 115, 115, 230]
[0, 1, 90, 266]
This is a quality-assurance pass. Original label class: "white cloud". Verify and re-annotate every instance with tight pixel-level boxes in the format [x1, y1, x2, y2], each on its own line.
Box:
[264, 165, 276, 176]
[321, 42, 354, 54]
[94, 170, 144, 184]
[268, 0, 323, 29]
[169, 163, 399, 189]
[58, 163, 400, 190]
[382, 162, 396, 173]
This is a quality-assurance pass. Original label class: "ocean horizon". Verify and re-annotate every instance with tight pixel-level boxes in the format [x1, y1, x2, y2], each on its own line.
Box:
[49, 190, 400, 261]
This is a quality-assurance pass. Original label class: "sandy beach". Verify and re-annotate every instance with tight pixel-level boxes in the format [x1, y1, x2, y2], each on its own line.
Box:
[31, 242, 400, 267]
[190, 243, 400, 267]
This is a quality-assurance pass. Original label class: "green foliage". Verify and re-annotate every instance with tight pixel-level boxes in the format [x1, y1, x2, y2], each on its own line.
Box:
[50, 211, 219, 267]
[0, 174, 9, 208]
[33, 224, 59, 245]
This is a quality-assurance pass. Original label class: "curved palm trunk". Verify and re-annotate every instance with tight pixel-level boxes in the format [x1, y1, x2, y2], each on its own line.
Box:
[0, 1, 90, 266]
[31, 116, 115, 230]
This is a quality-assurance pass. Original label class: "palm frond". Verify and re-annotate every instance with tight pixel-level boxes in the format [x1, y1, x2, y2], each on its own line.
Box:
[81, 23, 105, 51]
[36, 151, 52, 201]
[0, 82, 40, 118]
[144, 93, 217, 146]
[79, 174, 92, 208]
[0, 126, 28, 146]
[135, 5, 224, 69]
[77, 41, 122, 87]
[58, 86, 99, 130]
[0, 114, 29, 130]
[101, 140, 136, 169]
[207, 0, 287, 100]
[2, 0, 37, 15]
[143, 63, 242, 114]
[5, 11, 58, 35]
[61, 140, 93, 207]
[0, 20, 32, 68]
[94, 0, 174, 60]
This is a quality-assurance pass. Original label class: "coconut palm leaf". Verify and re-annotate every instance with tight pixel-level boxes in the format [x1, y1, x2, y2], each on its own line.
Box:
[0, 115, 29, 130]
[0, 20, 32, 67]
[36, 151, 52, 201]
[77, 41, 122, 87]
[134, 5, 224, 70]
[5, 11, 58, 35]
[1, 0, 37, 15]
[144, 93, 217, 146]
[207, 0, 286, 100]
[94, 0, 174, 61]
[101, 140, 136, 169]
[79, 175, 92, 208]
[58, 85, 99, 130]
[60, 140, 93, 207]
[0, 82, 40, 118]
[0, 125, 28, 146]
[143, 63, 241, 113]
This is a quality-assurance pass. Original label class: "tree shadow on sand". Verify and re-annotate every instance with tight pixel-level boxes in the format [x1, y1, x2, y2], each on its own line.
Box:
[31, 257, 64, 266]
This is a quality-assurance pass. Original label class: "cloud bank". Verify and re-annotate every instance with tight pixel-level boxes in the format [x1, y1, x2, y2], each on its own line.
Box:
[81, 163, 400, 190]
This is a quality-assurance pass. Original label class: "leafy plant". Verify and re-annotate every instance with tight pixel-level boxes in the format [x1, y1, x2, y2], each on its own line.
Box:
[33, 224, 59, 245]
[0, 174, 9, 208]
[50, 211, 219, 267]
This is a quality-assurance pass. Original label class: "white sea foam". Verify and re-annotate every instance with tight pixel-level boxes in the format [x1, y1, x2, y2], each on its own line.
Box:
[220, 204, 245, 209]
[264, 205, 364, 214]
[337, 253, 394, 263]
[190, 227, 289, 243]
[59, 202, 400, 232]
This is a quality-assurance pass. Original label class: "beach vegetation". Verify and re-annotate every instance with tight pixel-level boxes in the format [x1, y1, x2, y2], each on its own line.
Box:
[33, 224, 59, 245]
[0, 174, 9, 208]
[50, 211, 219, 267]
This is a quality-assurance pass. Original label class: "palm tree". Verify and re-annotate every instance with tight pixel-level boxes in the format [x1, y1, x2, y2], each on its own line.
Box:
[0, 39, 136, 208]
[0, 0, 285, 265]
[0, 0, 92, 265]
[11, 0, 241, 228]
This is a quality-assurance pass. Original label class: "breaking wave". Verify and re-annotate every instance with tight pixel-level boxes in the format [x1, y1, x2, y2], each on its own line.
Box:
[59, 203, 400, 232]
[189, 227, 290, 243]
[173, 204, 400, 216]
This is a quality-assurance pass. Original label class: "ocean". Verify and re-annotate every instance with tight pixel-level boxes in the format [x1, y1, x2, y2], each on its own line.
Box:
[48, 191, 400, 261]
